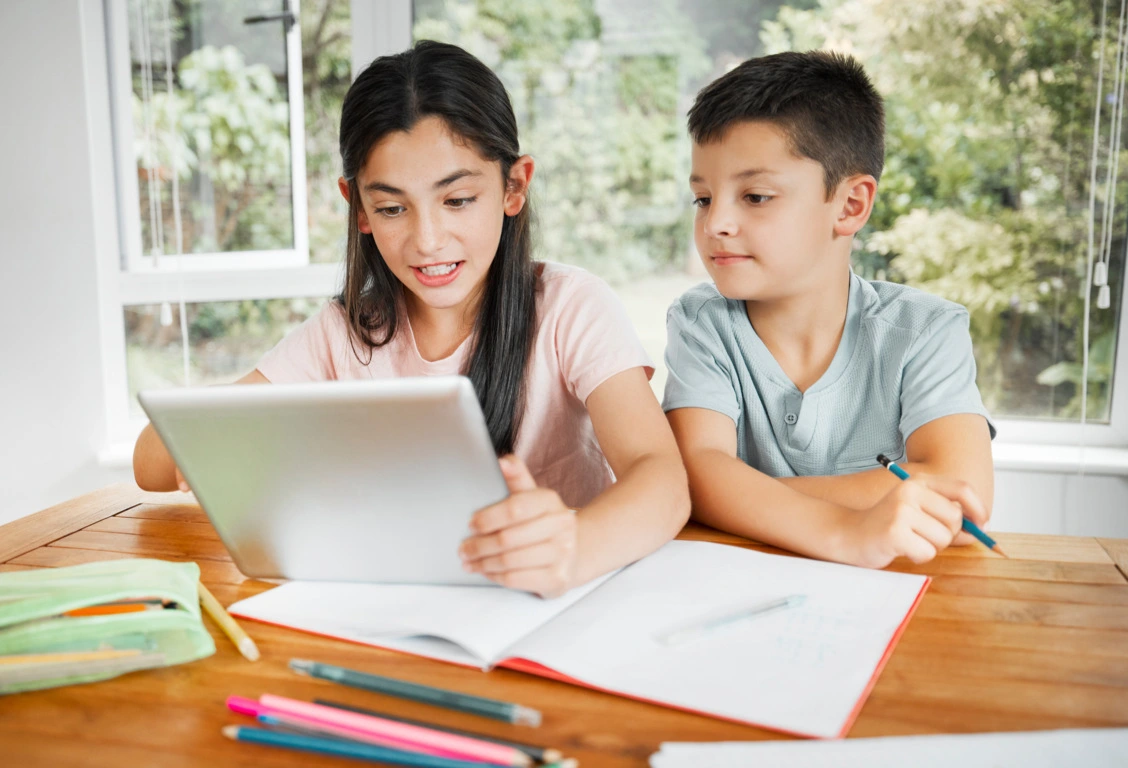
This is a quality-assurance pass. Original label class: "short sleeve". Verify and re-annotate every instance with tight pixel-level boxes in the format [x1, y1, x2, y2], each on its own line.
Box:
[551, 272, 653, 404]
[899, 309, 996, 440]
[256, 302, 344, 383]
[661, 300, 741, 423]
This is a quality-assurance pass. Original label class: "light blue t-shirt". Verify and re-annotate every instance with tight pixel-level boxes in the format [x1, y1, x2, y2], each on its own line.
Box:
[662, 272, 995, 477]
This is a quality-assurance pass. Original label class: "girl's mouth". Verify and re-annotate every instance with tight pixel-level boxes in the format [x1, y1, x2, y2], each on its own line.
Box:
[412, 261, 464, 287]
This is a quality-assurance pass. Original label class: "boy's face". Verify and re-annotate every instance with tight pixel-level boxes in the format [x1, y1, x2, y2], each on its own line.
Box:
[690, 121, 845, 302]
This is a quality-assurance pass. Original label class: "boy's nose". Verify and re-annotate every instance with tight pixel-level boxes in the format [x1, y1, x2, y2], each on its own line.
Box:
[702, 202, 739, 239]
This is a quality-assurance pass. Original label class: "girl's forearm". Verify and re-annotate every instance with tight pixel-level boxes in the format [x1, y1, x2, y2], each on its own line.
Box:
[571, 452, 690, 586]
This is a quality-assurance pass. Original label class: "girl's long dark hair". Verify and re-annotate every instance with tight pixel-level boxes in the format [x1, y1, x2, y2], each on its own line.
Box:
[337, 41, 538, 456]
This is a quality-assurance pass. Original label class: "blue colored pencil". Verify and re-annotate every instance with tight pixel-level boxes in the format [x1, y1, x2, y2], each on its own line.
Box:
[222, 725, 511, 768]
[876, 454, 1008, 558]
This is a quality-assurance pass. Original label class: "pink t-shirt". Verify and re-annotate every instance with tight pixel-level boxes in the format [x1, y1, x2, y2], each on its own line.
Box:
[256, 262, 653, 508]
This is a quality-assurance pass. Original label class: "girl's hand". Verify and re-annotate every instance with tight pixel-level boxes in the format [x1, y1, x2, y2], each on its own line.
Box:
[459, 455, 579, 598]
[175, 466, 190, 493]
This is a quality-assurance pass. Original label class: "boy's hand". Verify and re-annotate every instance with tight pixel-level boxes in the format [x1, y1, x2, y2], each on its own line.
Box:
[844, 476, 988, 569]
[459, 455, 579, 598]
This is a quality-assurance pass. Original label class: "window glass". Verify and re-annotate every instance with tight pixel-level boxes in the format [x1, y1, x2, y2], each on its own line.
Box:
[128, 0, 298, 256]
[414, 0, 1123, 422]
[124, 297, 326, 417]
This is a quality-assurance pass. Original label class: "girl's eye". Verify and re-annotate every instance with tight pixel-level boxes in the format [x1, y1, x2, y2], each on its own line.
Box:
[692, 197, 711, 208]
[745, 194, 771, 204]
[446, 196, 477, 209]
[375, 205, 405, 218]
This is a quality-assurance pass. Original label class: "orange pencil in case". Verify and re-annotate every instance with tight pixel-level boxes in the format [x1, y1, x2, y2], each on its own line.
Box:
[64, 603, 167, 617]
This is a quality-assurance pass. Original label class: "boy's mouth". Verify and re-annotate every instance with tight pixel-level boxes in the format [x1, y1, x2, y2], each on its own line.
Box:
[711, 252, 754, 266]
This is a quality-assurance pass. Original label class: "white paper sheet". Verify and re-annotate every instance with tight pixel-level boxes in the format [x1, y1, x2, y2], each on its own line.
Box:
[649, 728, 1128, 767]
[505, 541, 927, 738]
[230, 575, 610, 668]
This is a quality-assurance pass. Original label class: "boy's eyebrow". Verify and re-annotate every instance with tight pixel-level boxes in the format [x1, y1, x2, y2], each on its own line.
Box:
[363, 169, 483, 195]
[688, 168, 779, 184]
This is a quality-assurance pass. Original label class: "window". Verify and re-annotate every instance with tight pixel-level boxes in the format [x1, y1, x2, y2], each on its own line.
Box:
[98, 0, 1128, 449]
[412, 0, 1128, 445]
[103, 0, 351, 439]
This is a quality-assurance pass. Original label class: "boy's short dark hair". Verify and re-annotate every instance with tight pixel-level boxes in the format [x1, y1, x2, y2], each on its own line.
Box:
[688, 50, 884, 198]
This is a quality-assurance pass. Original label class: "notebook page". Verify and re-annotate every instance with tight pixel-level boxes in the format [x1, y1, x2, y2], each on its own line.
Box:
[649, 728, 1128, 767]
[230, 576, 610, 669]
[502, 540, 927, 738]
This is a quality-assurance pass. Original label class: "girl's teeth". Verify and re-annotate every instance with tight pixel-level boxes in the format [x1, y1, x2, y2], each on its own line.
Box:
[420, 263, 458, 276]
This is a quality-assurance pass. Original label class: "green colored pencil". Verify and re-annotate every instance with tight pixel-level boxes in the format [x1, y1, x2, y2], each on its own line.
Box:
[290, 658, 542, 726]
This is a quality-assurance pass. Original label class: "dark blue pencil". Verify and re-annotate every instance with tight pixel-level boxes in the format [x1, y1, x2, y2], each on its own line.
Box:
[876, 454, 1008, 558]
[222, 725, 514, 768]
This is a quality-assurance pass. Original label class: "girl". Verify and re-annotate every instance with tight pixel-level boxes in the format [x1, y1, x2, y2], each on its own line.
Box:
[134, 40, 690, 598]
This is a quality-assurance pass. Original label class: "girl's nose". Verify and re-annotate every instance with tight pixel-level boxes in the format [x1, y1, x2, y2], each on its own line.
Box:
[411, 209, 447, 256]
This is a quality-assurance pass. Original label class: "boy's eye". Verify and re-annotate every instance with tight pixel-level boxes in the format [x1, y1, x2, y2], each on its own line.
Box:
[446, 196, 477, 209]
[745, 194, 771, 204]
[692, 197, 711, 208]
[374, 205, 405, 218]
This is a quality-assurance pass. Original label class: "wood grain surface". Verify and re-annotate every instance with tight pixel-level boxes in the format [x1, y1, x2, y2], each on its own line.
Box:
[1, 485, 1126, 766]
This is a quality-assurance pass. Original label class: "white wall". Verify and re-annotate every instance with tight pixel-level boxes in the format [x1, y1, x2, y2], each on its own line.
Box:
[0, 1, 1125, 537]
[0, 1, 131, 526]
[993, 470, 1128, 537]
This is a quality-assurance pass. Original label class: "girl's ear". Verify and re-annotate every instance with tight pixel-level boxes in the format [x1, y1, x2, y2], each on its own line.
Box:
[832, 174, 877, 238]
[503, 155, 536, 217]
[339, 176, 372, 234]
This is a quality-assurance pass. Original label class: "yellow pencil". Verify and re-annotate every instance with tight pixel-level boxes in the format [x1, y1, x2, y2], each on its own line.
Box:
[197, 581, 260, 661]
[0, 649, 142, 666]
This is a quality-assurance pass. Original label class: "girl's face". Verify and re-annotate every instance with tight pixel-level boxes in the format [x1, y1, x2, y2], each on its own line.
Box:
[341, 116, 533, 320]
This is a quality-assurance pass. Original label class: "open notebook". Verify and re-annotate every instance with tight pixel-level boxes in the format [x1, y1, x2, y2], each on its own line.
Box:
[230, 540, 929, 738]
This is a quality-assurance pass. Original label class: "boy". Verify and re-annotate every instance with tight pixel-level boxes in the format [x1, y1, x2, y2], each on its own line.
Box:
[663, 51, 995, 569]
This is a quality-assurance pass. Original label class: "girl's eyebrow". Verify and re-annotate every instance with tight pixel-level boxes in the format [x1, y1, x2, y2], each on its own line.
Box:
[364, 169, 483, 195]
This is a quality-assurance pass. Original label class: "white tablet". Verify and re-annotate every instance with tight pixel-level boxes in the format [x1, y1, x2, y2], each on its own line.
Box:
[138, 376, 507, 584]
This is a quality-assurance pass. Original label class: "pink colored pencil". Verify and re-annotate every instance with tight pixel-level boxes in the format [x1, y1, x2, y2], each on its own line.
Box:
[258, 694, 532, 767]
[226, 696, 453, 759]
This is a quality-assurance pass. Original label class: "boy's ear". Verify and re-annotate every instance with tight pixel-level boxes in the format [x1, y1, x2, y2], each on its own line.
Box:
[833, 174, 877, 238]
[503, 155, 536, 216]
[339, 176, 372, 234]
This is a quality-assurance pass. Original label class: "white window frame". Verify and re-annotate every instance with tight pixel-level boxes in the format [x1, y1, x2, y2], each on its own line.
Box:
[88, 0, 1128, 454]
[106, 0, 311, 274]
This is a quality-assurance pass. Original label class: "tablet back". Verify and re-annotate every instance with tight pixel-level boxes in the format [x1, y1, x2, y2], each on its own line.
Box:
[138, 377, 506, 584]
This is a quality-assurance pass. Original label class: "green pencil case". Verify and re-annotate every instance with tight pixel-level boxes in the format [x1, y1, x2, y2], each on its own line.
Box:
[0, 558, 216, 694]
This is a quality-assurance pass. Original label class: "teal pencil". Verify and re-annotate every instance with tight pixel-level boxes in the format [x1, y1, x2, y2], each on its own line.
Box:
[290, 658, 542, 726]
[222, 725, 509, 768]
[876, 454, 1008, 558]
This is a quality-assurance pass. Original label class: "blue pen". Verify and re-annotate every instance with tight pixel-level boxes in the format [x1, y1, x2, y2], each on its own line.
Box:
[876, 454, 1007, 558]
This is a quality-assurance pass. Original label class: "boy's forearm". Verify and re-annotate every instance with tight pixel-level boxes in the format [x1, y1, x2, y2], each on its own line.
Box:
[778, 466, 907, 509]
[685, 449, 854, 562]
[572, 452, 691, 586]
[779, 458, 993, 517]
[132, 423, 178, 491]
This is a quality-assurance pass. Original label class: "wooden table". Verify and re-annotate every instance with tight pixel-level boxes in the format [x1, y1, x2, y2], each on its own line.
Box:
[2, 484, 1127, 766]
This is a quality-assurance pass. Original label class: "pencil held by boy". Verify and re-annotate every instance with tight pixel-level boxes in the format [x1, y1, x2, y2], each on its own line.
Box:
[663, 51, 996, 569]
